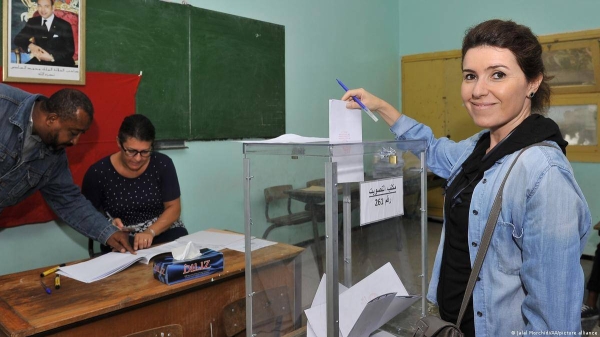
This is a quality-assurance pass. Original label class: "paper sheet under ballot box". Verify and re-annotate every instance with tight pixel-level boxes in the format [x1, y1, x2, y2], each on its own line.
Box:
[304, 263, 420, 337]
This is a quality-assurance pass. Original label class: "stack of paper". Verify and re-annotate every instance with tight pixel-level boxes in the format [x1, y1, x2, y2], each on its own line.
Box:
[304, 263, 420, 337]
[57, 230, 276, 283]
[57, 241, 180, 283]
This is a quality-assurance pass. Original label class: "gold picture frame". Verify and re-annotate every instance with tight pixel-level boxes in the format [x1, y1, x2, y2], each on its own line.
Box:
[2, 0, 85, 85]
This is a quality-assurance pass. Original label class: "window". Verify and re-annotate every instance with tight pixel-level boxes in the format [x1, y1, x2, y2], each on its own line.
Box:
[542, 40, 600, 94]
[540, 30, 600, 162]
[548, 94, 600, 162]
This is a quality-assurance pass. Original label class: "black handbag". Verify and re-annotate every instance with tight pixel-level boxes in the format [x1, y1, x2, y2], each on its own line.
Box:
[412, 143, 552, 337]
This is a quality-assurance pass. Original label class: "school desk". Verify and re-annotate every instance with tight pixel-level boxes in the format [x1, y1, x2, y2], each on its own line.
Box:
[0, 242, 303, 337]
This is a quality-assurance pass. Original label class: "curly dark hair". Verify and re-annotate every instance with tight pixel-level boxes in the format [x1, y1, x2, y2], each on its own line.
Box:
[462, 19, 550, 114]
[42, 88, 94, 121]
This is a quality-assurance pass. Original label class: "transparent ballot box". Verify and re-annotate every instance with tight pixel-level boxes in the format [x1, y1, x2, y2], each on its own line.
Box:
[242, 140, 428, 337]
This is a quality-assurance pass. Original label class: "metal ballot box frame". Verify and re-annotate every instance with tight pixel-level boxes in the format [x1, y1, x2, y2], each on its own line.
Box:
[243, 140, 428, 337]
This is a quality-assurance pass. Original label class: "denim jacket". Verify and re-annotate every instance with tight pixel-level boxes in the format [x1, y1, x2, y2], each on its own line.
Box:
[391, 115, 591, 336]
[0, 84, 118, 244]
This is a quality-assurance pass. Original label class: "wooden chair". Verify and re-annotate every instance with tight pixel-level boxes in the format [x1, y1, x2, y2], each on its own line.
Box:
[123, 324, 183, 337]
[305, 179, 359, 221]
[262, 185, 314, 239]
[221, 286, 293, 337]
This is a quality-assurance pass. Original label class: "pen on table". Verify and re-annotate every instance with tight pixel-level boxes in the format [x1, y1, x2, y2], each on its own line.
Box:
[40, 279, 51, 295]
[40, 263, 66, 277]
[336, 79, 379, 122]
[54, 274, 61, 290]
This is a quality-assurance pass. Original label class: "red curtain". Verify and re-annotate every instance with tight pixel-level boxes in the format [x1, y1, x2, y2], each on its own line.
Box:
[0, 72, 141, 228]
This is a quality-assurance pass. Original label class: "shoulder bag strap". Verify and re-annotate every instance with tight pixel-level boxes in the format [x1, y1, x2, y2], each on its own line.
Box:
[455, 142, 556, 326]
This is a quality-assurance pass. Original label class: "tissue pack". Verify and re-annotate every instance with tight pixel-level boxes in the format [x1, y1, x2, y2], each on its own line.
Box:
[153, 249, 224, 285]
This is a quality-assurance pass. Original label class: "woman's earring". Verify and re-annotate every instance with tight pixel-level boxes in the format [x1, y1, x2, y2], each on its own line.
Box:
[529, 92, 535, 98]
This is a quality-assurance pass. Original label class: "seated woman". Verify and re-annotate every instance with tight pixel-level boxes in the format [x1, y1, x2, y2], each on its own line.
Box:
[82, 114, 188, 252]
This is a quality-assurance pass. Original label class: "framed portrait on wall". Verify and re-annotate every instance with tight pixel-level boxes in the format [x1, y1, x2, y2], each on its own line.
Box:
[2, 0, 85, 85]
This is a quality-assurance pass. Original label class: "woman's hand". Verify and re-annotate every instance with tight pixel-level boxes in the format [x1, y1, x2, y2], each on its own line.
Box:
[341, 88, 402, 126]
[134, 232, 154, 250]
[341, 88, 385, 111]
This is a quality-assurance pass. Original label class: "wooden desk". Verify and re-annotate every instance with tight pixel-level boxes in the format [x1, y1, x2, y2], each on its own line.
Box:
[0, 243, 303, 337]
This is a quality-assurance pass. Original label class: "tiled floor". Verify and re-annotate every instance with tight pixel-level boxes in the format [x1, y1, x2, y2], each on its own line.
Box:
[288, 217, 598, 336]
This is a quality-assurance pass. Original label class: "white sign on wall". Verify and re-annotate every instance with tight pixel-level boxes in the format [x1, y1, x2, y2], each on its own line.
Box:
[360, 177, 404, 226]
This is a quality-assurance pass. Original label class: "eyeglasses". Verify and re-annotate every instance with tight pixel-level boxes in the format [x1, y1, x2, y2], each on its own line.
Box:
[122, 147, 153, 157]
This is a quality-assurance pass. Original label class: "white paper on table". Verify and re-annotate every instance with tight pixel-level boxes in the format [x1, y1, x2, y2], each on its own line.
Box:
[57, 241, 179, 283]
[226, 237, 277, 252]
[240, 133, 329, 143]
[329, 99, 364, 183]
[57, 230, 262, 284]
[360, 178, 404, 226]
[175, 230, 244, 251]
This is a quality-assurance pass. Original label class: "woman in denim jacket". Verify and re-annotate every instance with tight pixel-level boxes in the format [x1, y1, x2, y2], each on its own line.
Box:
[343, 19, 591, 337]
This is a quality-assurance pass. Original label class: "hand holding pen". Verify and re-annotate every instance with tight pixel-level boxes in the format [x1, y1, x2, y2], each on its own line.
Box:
[105, 212, 136, 254]
[336, 79, 378, 122]
[106, 212, 134, 232]
[339, 86, 403, 127]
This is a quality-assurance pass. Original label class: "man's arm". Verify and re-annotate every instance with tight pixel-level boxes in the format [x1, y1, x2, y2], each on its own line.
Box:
[40, 154, 134, 253]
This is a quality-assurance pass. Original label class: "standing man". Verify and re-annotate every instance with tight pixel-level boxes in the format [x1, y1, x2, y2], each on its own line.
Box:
[0, 84, 134, 253]
[13, 0, 76, 67]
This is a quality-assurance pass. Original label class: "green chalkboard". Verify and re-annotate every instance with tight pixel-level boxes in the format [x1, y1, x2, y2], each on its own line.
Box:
[190, 7, 285, 140]
[87, 1, 190, 140]
[1, 0, 285, 140]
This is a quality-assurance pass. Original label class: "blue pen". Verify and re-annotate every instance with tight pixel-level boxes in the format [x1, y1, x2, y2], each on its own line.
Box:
[336, 79, 378, 122]
[40, 279, 52, 295]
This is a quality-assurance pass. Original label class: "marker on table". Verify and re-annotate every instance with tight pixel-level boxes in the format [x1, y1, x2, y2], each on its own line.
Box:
[336, 79, 378, 122]
[54, 274, 61, 290]
[40, 279, 51, 295]
[40, 263, 66, 277]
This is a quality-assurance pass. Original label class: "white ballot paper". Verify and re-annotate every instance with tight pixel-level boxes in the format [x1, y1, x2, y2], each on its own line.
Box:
[304, 263, 420, 337]
[329, 99, 364, 183]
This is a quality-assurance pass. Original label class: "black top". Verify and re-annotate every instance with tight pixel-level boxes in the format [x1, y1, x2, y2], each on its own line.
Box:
[436, 114, 568, 337]
[82, 152, 183, 230]
[438, 133, 489, 337]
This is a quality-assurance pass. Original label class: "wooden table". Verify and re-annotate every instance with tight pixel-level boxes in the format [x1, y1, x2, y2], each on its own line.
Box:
[0, 242, 303, 337]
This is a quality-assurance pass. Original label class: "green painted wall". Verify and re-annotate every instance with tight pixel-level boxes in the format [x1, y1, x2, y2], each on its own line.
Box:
[398, 0, 600, 255]
[0, 0, 400, 275]
[2, 0, 599, 276]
